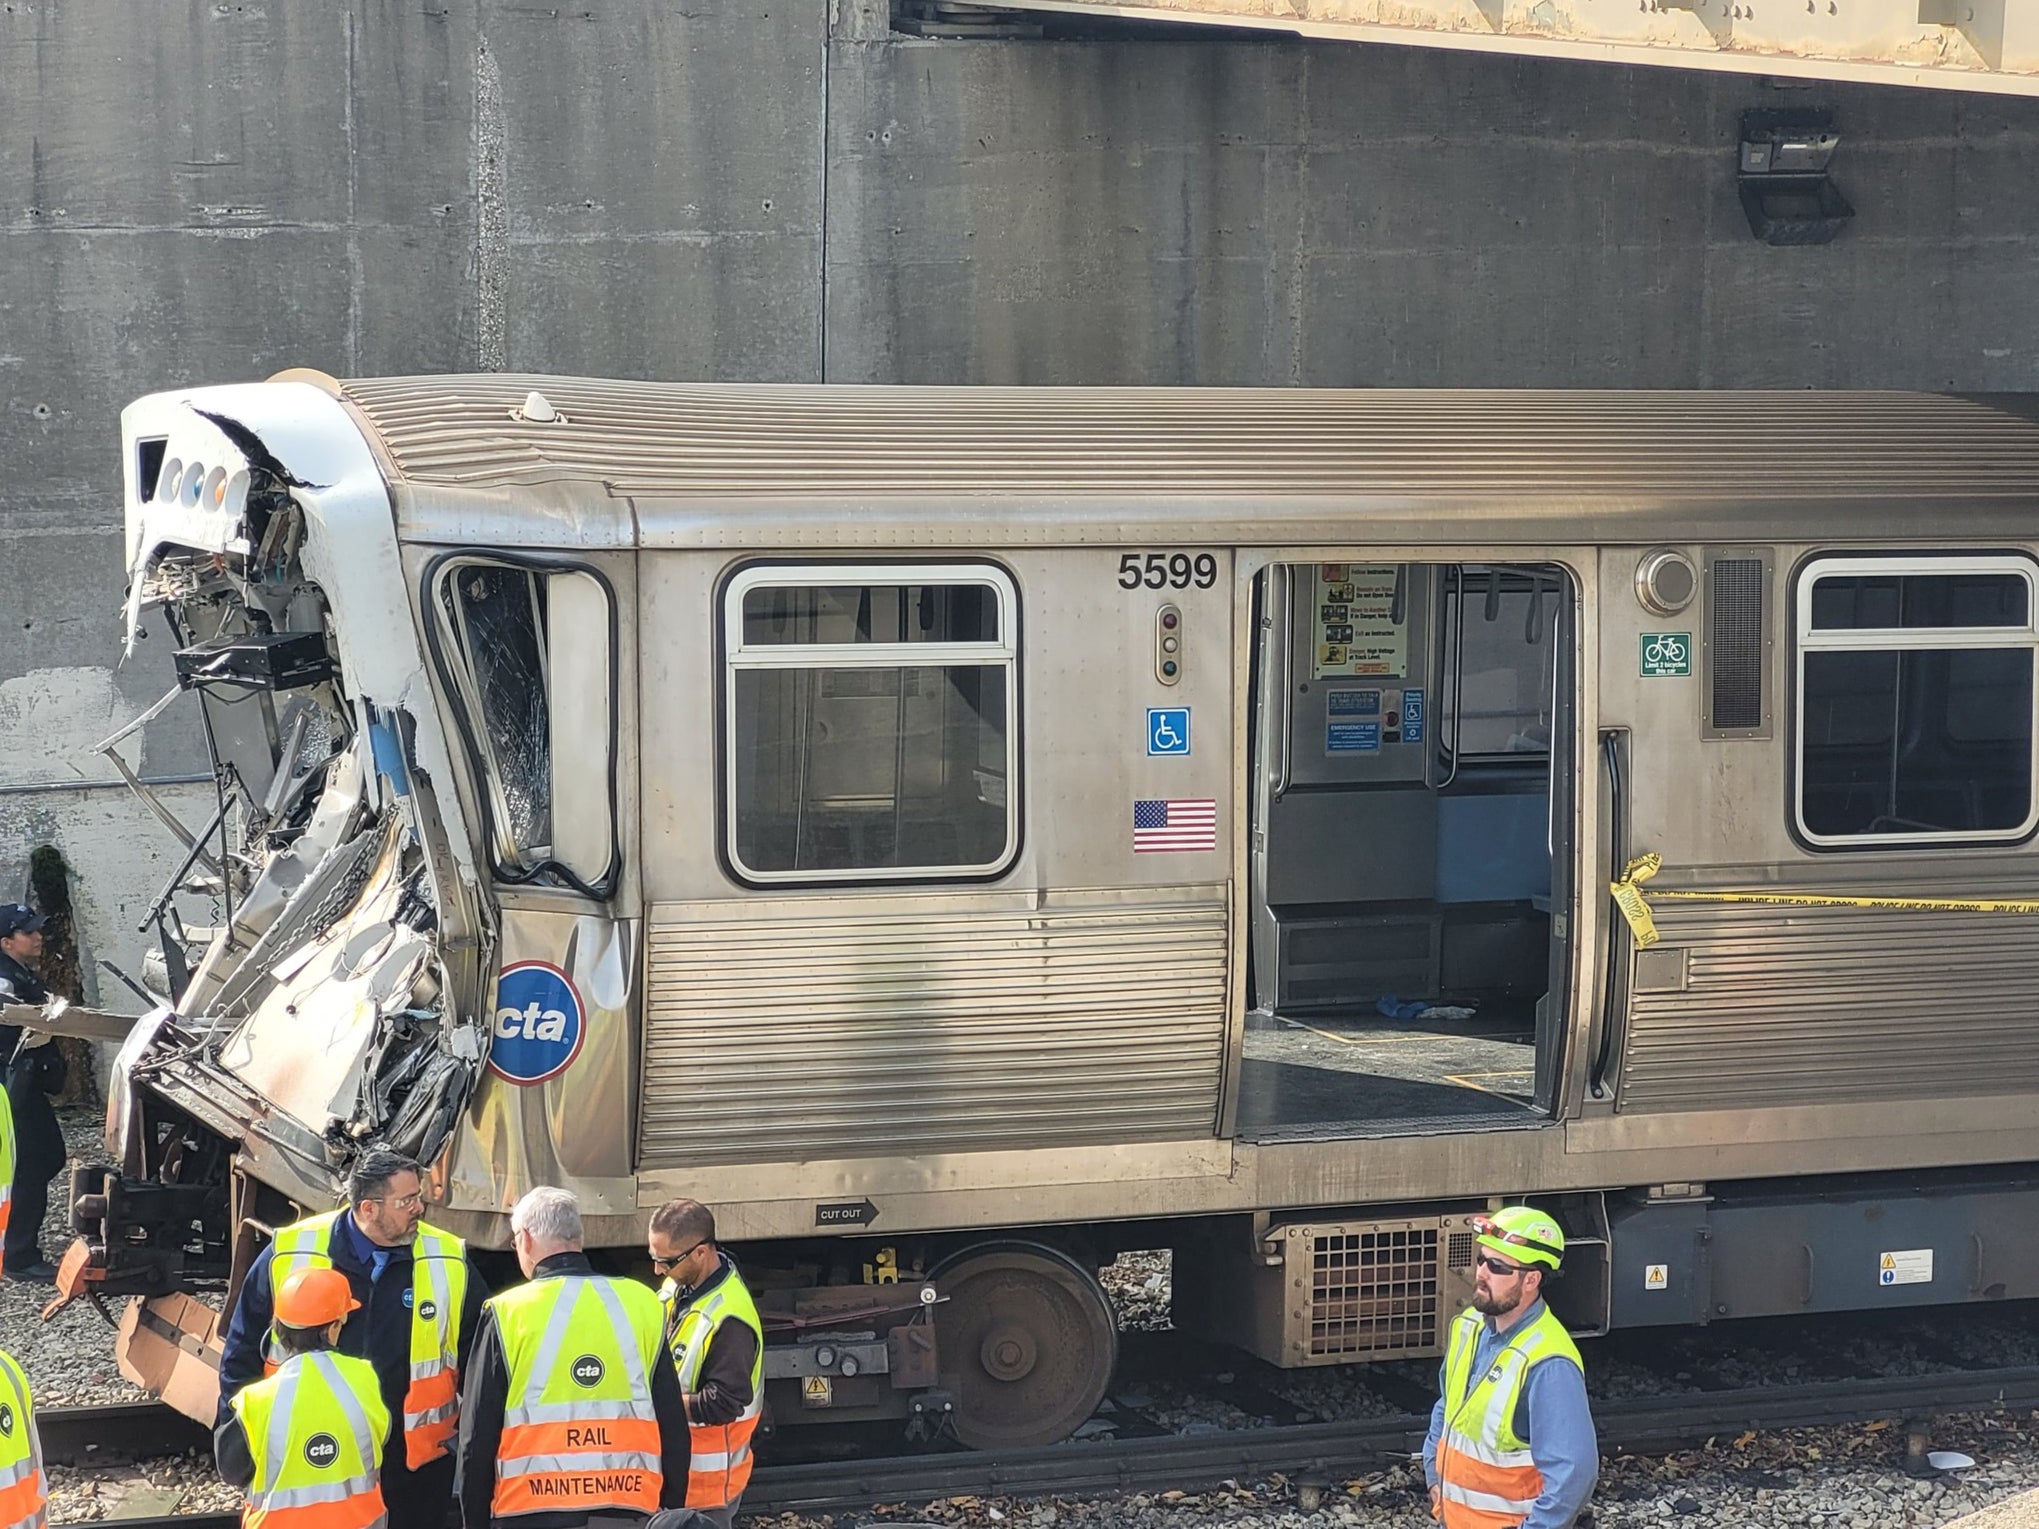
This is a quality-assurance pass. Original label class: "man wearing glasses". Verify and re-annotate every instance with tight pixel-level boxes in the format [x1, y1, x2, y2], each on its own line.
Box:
[219, 1146, 489, 1529]
[647, 1199, 763, 1529]
[1423, 1206, 1597, 1528]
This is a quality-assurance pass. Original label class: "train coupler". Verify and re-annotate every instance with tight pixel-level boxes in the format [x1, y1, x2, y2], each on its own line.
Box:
[41, 1164, 228, 1320]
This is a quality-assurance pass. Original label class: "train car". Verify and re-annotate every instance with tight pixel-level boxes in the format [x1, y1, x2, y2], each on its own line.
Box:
[47, 375, 2039, 1448]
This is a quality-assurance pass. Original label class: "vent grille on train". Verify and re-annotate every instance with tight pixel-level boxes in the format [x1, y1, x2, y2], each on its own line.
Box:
[1304, 1227, 1442, 1359]
[1707, 556, 1768, 736]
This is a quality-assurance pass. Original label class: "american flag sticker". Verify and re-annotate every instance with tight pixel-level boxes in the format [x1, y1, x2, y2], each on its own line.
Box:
[1133, 798, 1219, 852]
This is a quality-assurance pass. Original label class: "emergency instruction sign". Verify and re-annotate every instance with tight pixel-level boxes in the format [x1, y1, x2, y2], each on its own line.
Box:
[1879, 1249, 1933, 1286]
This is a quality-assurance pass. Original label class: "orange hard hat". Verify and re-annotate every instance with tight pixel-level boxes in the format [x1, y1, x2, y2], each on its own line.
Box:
[275, 1267, 361, 1329]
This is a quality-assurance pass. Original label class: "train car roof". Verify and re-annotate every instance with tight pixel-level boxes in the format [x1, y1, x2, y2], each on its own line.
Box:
[295, 372, 2039, 548]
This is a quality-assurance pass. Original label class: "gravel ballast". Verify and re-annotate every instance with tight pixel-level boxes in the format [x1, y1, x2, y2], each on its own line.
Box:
[27, 1175, 2039, 1524]
[7, 1111, 146, 1409]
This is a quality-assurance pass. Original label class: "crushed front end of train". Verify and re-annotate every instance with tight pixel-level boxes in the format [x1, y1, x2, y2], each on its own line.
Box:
[42, 384, 506, 1408]
[41, 380, 957, 1441]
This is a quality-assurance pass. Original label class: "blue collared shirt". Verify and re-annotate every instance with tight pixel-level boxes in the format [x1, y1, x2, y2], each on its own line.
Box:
[340, 1210, 394, 1284]
[1421, 1299, 1598, 1529]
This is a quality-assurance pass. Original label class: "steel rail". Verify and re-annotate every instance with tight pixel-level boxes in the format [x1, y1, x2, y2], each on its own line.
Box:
[748, 1364, 2039, 1514]
[40, 1402, 210, 1466]
[52, 1364, 2039, 1528]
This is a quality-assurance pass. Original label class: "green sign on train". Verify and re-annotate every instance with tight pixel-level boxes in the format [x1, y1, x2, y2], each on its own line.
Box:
[1640, 633, 1690, 677]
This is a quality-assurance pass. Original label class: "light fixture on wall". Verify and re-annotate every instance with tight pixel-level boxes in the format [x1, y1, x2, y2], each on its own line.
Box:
[1737, 107, 1854, 246]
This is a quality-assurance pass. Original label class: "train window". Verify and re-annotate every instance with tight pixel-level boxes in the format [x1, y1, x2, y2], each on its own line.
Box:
[1795, 555, 2039, 847]
[428, 557, 620, 896]
[1439, 569, 1563, 758]
[723, 564, 1019, 883]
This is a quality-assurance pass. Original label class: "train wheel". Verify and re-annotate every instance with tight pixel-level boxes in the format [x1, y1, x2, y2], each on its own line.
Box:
[930, 1240, 1119, 1449]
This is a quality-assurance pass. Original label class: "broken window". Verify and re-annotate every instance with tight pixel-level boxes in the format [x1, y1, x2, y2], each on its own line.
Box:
[430, 557, 617, 892]
[724, 564, 1019, 882]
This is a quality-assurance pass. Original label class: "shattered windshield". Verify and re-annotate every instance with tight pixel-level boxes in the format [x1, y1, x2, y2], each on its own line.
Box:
[447, 565, 552, 859]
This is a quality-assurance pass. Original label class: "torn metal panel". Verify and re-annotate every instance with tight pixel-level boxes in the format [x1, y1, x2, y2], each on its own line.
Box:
[105, 382, 494, 1207]
[970, 0, 2039, 94]
[214, 819, 431, 1131]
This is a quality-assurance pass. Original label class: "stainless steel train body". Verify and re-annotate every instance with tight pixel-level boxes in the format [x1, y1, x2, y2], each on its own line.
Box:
[76, 375, 2039, 1443]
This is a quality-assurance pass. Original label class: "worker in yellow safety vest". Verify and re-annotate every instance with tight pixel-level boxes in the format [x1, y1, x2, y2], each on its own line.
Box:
[647, 1200, 764, 1529]
[648, 1206, 762, 1524]
[217, 1267, 390, 1529]
[219, 1147, 489, 1529]
[457, 1186, 690, 1529]
[0, 1346, 46, 1529]
[1422, 1207, 1598, 1529]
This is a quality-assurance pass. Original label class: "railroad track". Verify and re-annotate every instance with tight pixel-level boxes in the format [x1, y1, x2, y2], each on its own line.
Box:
[47, 1363, 2039, 1527]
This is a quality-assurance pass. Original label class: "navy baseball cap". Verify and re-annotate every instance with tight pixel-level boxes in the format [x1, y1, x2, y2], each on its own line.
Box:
[0, 905, 46, 939]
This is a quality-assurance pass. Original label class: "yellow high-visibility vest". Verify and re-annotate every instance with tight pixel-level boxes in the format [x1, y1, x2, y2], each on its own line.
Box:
[487, 1273, 667, 1518]
[1435, 1304, 1583, 1529]
[230, 1349, 388, 1529]
[0, 1350, 45, 1529]
[0, 1089, 16, 1277]
[266, 1211, 469, 1468]
[662, 1266, 765, 1510]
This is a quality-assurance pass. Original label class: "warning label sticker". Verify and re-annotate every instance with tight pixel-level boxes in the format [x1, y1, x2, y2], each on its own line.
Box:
[1644, 1264, 1668, 1291]
[1879, 1249, 1933, 1286]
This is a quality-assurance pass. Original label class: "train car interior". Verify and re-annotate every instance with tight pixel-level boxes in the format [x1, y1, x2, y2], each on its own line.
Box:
[1240, 561, 1576, 1141]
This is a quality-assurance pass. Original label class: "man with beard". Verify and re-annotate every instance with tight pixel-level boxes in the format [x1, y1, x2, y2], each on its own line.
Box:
[1422, 1206, 1596, 1528]
[219, 1147, 488, 1529]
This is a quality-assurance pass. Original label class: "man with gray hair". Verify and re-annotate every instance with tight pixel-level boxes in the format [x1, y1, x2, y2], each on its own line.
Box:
[218, 1145, 489, 1529]
[457, 1187, 689, 1529]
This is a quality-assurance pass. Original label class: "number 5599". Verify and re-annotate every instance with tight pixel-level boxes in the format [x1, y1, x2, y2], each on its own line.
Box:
[1118, 552, 1219, 591]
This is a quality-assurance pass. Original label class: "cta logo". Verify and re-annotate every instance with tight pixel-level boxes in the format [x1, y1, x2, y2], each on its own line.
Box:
[489, 962, 586, 1087]
[571, 1354, 606, 1388]
[304, 1433, 341, 1469]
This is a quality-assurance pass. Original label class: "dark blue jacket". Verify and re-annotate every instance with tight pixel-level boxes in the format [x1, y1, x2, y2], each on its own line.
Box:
[218, 1213, 488, 1470]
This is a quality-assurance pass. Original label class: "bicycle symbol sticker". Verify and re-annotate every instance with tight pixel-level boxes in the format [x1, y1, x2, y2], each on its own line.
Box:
[1148, 707, 1191, 756]
[1639, 632, 1692, 678]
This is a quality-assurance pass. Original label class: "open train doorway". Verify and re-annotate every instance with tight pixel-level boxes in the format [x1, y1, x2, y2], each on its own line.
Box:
[1239, 561, 1577, 1140]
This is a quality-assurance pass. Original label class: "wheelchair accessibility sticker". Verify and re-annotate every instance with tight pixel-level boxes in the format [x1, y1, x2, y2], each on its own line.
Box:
[1148, 707, 1191, 756]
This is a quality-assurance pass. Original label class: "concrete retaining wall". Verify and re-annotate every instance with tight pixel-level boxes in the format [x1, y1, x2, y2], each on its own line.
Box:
[2, 1, 2035, 993]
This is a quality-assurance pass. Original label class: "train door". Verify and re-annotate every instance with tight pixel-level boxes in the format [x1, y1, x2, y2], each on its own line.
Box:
[1239, 561, 1577, 1140]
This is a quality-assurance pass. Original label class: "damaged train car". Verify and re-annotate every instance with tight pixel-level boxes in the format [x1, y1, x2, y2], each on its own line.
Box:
[44, 373, 2039, 1451]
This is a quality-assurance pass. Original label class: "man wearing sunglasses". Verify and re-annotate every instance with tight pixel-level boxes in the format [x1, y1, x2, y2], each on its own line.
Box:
[1422, 1206, 1597, 1528]
[219, 1146, 489, 1529]
[647, 1199, 763, 1529]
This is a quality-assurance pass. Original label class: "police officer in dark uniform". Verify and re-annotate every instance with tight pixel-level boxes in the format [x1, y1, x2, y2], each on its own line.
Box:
[0, 905, 67, 1282]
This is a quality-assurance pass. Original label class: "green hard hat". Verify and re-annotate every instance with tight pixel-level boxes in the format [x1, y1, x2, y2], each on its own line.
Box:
[1475, 1206, 1565, 1271]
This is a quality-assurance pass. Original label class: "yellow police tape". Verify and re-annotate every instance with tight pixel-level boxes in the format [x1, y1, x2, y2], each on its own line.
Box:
[1610, 851, 2039, 949]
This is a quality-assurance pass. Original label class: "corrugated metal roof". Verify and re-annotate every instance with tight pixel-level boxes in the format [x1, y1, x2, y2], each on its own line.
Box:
[325, 374, 2039, 503]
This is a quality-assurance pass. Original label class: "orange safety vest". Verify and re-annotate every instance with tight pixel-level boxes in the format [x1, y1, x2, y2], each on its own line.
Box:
[1433, 1304, 1583, 1528]
[487, 1272, 667, 1519]
[662, 1263, 765, 1509]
